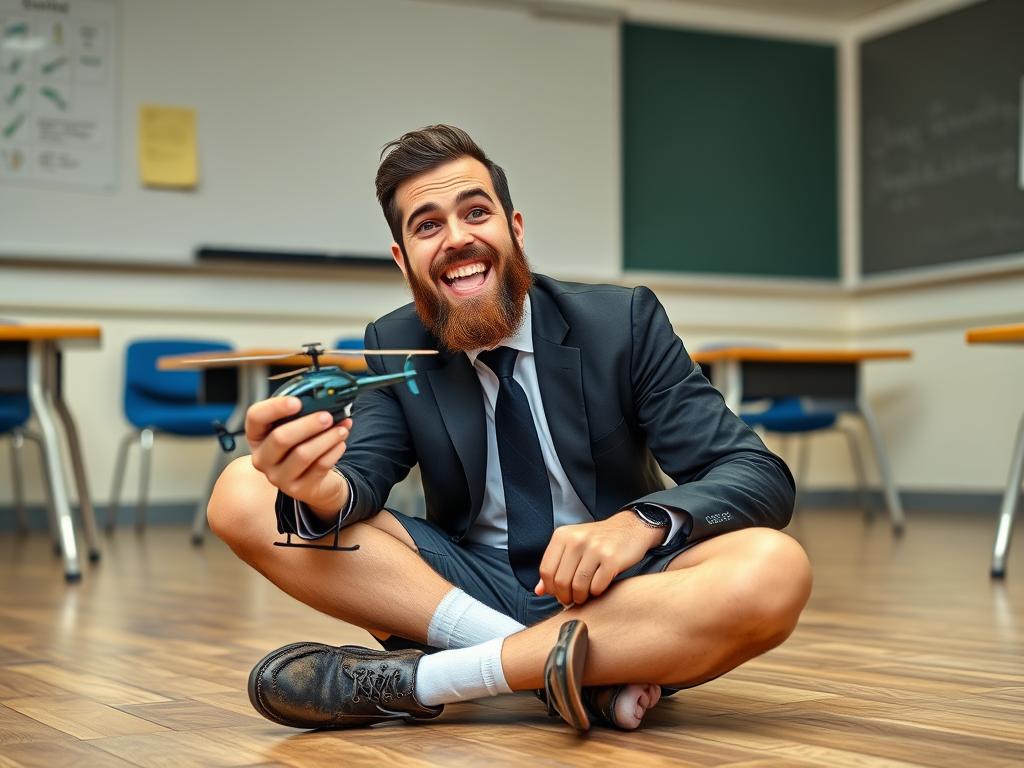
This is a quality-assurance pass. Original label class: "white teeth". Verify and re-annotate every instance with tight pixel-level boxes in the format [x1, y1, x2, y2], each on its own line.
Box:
[444, 262, 486, 281]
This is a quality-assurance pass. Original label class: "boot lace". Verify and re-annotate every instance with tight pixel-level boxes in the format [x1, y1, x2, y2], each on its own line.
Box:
[343, 661, 404, 704]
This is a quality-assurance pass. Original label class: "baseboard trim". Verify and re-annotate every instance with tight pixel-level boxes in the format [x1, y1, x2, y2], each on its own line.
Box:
[798, 489, 1003, 515]
[0, 490, 1006, 532]
[0, 504, 197, 532]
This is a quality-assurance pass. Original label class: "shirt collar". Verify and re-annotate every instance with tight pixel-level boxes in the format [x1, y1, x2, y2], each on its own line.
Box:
[465, 294, 533, 366]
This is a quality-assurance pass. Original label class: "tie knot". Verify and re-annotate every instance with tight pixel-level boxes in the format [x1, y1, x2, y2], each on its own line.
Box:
[478, 346, 518, 379]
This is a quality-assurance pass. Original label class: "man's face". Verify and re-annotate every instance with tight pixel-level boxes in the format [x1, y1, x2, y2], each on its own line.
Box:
[390, 156, 532, 352]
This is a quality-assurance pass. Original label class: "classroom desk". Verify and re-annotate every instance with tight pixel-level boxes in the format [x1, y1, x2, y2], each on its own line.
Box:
[0, 324, 103, 581]
[966, 323, 1024, 578]
[158, 349, 367, 544]
[691, 347, 912, 532]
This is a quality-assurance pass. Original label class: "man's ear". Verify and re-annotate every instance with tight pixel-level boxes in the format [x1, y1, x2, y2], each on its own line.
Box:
[511, 211, 525, 250]
[391, 243, 409, 279]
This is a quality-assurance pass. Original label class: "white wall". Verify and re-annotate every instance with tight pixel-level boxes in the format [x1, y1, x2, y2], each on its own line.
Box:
[2, 0, 1023, 512]
[1, 0, 620, 278]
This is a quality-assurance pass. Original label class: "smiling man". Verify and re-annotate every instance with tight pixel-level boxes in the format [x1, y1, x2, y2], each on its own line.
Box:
[208, 125, 809, 732]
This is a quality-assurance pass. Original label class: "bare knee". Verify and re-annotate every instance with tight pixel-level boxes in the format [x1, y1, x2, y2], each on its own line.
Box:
[206, 456, 275, 549]
[727, 530, 812, 648]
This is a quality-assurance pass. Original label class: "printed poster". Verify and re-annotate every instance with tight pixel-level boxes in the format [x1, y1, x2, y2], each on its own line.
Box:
[0, 0, 116, 191]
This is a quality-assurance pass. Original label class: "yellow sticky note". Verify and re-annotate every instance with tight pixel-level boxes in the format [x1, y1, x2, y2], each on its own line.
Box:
[138, 105, 198, 189]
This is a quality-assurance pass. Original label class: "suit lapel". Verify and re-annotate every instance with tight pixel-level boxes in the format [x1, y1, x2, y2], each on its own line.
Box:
[531, 287, 597, 515]
[427, 351, 487, 518]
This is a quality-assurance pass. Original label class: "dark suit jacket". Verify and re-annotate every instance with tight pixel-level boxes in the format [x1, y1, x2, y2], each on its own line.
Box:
[337, 274, 794, 556]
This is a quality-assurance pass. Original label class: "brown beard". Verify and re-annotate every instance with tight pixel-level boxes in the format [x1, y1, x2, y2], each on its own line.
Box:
[405, 237, 533, 353]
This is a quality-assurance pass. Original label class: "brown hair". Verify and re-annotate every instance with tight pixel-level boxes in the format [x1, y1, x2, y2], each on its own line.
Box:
[375, 125, 514, 249]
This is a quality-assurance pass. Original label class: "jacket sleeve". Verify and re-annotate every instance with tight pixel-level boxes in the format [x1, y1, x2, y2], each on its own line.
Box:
[627, 286, 795, 553]
[332, 321, 418, 525]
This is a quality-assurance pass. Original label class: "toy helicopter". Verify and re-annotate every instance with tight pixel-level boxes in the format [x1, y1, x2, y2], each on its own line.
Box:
[200, 342, 439, 453]
[180, 342, 438, 552]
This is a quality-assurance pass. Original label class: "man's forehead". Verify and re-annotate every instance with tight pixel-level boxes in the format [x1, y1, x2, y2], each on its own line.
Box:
[397, 157, 495, 209]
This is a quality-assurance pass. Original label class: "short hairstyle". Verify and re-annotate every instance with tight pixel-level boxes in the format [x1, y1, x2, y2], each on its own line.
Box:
[375, 125, 514, 248]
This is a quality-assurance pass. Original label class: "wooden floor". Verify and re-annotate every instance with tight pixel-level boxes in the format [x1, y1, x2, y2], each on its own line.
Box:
[0, 508, 1021, 767]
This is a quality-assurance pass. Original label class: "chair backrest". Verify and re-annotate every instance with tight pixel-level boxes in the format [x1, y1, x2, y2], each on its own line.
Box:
[125, 339, 232, 404]
[0, 320, 30, 433]
[0, 395, 30, 433]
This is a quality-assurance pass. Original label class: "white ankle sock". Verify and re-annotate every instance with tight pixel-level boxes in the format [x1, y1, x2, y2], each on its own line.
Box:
[414, 637, 512, 706]
[427, 588, 525, 650]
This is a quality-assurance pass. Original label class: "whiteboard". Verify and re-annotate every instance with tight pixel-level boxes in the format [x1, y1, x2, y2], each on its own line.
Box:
[0, 0, 619, 278]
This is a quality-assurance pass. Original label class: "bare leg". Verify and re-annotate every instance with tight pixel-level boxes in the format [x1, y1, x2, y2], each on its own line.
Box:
[501, 527, 812, 690]
[210, 458, 810, 693]
[208, 456, 452, 642]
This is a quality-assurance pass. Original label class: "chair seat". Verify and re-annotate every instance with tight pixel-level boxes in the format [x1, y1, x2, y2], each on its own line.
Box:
[131, 403, 235, 436]
[0, 397, 30, 433]
[741, 398, 837, 433]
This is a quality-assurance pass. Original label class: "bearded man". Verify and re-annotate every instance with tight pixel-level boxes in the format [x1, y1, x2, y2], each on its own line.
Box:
[208, 125, 809, 732]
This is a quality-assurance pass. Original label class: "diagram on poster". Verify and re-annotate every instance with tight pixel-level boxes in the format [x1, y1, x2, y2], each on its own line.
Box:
[0, 0, 116, 191]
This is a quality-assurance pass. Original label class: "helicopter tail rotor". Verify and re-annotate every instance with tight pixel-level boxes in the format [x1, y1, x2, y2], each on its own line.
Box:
[213, 422, 242, 453]
[404, 356, 420, 395]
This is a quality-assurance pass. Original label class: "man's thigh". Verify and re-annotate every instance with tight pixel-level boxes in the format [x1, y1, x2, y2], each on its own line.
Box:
[662, 527, 803, 572]
[378, 511, 534, 651]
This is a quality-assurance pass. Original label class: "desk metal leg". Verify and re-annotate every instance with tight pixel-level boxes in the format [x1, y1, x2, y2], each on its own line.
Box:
[840, 424, 872, 517]
[26, 341, 81, 581]
[53, 382, 101, 562]
[857, 395, 905, 534]
[10, 430, 28, 533]
[721, 359, 743, 415]
[991, 410, 1024, 579]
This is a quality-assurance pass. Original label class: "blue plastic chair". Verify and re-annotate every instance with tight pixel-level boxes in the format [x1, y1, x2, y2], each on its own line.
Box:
[1, 393, 36, 533]
[741, 395, 870, 513]
[106, 339, 236, 530]
[699, 343, 871, 514]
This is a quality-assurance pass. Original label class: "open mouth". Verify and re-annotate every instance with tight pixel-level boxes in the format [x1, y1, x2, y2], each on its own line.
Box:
[439, 260, 492, 295]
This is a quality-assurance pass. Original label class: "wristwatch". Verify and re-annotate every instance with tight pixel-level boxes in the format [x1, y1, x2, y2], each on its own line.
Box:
[631, 502, 672, 529]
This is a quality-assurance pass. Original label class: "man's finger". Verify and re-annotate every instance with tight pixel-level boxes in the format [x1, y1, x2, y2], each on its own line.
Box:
[536, 538, 565, 596]
[275, 421, 349, 486]
[245, 397, 302, 443]
[571, 551, 603, 606]
[589, 562, 617, 598]
[551, 548, 582, 606]
[256, 411, 338, 468]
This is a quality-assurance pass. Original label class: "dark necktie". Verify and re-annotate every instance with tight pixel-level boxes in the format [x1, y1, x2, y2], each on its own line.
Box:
[478, 346, 554, 589]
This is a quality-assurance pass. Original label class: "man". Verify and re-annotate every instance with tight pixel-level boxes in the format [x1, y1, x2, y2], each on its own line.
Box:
[208, 125, 810, 732]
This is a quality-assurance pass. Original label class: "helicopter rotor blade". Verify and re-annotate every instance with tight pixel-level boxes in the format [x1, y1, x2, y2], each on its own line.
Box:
[321, 348, 440, 356]
[268, 366, 312, 380]
[176, 351, 306, 365]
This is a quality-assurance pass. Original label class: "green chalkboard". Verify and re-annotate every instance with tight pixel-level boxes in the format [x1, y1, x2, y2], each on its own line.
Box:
[861, 0, 1024, 276]
[622, 24, 838, 279]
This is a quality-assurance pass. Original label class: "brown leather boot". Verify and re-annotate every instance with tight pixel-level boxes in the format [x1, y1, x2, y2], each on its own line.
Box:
[248, 641, 443, 729]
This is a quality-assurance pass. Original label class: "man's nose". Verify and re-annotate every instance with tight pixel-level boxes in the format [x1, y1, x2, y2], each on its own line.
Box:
[446, 218, 474, 250]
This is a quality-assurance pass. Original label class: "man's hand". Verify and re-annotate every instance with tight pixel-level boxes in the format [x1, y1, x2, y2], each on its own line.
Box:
[535, 511, 665, 606]
[247, 397, 352, 522]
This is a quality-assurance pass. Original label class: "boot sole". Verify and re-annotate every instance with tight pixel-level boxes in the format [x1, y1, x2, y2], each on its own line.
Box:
[545, 620, 590, 732]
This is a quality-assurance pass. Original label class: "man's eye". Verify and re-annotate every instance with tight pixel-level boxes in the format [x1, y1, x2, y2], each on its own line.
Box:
[468, 208, 488, 220]
[417, 221, 438, 233]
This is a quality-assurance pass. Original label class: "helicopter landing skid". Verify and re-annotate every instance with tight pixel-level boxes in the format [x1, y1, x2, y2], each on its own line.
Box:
[274, 531, 359, 552]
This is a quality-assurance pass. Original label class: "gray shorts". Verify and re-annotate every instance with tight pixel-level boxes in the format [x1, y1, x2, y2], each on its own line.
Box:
[380, 509, 689, 653]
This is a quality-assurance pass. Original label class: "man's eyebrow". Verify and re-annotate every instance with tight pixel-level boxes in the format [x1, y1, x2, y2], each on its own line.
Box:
[455, 187, 494, 206]
[404, 188, 496, 231]
[405, 202, 439, 231]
